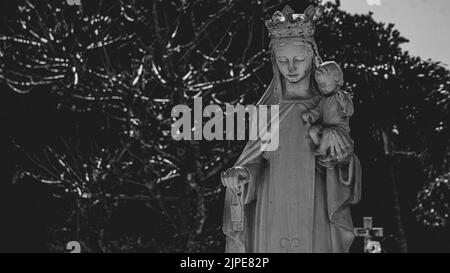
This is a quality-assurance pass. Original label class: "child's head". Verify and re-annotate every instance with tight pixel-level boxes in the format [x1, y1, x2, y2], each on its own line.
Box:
[314, 61, 344, 95]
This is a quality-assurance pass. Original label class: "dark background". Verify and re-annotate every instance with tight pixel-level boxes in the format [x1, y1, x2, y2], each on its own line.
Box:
[1, 0, 450, 252]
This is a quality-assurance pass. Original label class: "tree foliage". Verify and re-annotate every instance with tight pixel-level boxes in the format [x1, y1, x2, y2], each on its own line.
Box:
[1, 0, 449, 252]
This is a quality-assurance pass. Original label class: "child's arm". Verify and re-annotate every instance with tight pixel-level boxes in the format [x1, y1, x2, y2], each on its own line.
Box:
[322, 92, 352, 135]
[336, 90, 354, 118]
[302, 100, 323, 125]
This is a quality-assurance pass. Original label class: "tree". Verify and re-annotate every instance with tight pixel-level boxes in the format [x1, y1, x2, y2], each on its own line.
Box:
[1, 0, 284, 252]
[317, 1, 450, 252]
[414, 172, 450, 228]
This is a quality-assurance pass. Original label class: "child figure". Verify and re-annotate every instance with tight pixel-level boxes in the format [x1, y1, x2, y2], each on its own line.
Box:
[302, 61, 354, 166]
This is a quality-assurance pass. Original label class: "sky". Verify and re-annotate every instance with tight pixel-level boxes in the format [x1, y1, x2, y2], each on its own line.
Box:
[334, 0, 450, 66]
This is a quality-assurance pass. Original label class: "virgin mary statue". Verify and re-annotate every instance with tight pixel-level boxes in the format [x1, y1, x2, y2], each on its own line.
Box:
[221, 5, 362, 253]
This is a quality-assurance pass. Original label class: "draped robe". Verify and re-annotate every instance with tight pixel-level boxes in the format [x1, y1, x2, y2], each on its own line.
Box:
[222, 57, 362, 253]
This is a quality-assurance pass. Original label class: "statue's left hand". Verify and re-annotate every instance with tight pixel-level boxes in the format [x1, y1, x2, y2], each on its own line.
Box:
[308, 125, 322, 145]
[327, 129, 353, 163]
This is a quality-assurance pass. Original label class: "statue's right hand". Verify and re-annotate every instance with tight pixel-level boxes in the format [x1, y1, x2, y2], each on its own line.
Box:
[221, 166, 250, 193]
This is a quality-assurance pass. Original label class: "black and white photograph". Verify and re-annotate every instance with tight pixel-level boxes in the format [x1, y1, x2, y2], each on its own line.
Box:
[0, 0, 450, 257]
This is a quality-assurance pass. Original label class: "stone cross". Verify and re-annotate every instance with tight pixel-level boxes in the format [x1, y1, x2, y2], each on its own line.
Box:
[354, 217, 384, 253]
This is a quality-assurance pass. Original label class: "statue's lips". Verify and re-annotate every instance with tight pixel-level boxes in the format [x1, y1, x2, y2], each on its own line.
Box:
[287, 73, 299, 77]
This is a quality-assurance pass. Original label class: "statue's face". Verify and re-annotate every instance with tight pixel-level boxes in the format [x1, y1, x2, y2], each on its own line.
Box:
[273, 43, 313, 83]
[315, 65, 338, 94]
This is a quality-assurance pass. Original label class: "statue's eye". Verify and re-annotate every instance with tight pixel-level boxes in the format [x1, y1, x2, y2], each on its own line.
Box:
[278, 58, 288, 63]
[294, 57, 306, 62]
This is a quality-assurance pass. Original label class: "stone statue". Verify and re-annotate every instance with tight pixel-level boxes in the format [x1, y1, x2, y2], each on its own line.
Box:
[303, 61, 355, 168]
[221, 5, 362, 253]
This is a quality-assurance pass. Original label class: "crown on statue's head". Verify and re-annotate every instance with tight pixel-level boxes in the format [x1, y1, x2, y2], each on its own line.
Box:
[265, 5, 324, 40]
